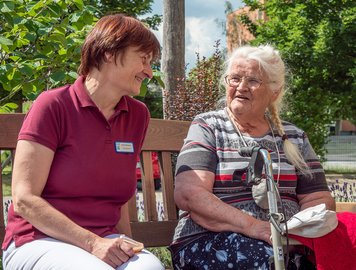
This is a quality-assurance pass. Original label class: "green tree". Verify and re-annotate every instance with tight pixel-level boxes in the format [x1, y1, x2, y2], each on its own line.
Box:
[135, 69, 165, 119]
[0, 0, 161, 113]
[0, 0, 97, 112]
[237, 0, 356, 158]
[87, 0, 161, 30]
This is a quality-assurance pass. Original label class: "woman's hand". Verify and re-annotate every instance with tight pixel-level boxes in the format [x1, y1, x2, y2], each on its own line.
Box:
[90, 237, 135, 268]
[246, 219, 272, 245]
[12, 140, 137, 268]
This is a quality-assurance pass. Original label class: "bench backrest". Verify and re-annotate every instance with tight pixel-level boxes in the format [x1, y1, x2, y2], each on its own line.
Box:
[0, 113, 25, 243]
[1, 113, 355, 248]
[0, 113, 190, 247]
[128, 118, 190, 247]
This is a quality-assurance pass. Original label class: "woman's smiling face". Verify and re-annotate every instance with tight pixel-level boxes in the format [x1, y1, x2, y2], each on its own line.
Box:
[226, 58, 279, 118]
[103, 46, 154, 97]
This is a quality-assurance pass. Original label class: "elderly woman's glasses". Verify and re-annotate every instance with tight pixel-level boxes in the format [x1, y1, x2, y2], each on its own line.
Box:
[224, 75, 262, 89]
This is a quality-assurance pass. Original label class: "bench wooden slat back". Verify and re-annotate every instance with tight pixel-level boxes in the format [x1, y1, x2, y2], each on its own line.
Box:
[336, 202, 356, 212]
[1, 113, 356, 250]
[0, 113, 190, 247]
[141, 151, 158, 221]
[140, 119, 190, 151]
[128, 119, 190, 247]
[0, 113, 25, 244]
[0, 113, 25, 149]
[0, 161, 4, 244]
[160, 152, 177, 220]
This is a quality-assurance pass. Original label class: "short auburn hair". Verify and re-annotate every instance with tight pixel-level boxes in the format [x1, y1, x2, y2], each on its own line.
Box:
[78, 14, 160, 76]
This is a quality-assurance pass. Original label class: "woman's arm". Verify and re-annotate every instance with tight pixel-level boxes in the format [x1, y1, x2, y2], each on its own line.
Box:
[174, 169, 272, 244]
[12, 140, 134, 267]
[297, 191, 336, 211]
[296, 134, 336, 211]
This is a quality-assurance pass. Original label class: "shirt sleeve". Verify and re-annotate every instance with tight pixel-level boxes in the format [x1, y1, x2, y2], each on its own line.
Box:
[175, 116, 218, 175]
[18, 91, 62, 151]
[296, 133, 330, 194]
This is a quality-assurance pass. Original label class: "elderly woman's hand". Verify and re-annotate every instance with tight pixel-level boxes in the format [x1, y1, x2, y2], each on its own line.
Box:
[246, 219, 272, 245]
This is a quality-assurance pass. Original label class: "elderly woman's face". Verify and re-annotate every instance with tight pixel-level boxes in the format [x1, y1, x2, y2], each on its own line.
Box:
[226, 58, 278, 117]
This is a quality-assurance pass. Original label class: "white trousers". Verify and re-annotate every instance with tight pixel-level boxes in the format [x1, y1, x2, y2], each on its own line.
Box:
[3, 235, 165, 270]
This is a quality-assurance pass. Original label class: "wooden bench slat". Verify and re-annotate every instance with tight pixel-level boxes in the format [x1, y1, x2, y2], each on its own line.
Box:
[128, 193, 138, 222]
[336, 202, 356, 212]
[160, 152, 177, 221]
[0, 113, 25, 149]
[0, 157, 5, 243]
[142, 119, 190, 151]
[130, 220, 178, 247]
[1, 113, 356, 254]
[141, 151, 158, 221]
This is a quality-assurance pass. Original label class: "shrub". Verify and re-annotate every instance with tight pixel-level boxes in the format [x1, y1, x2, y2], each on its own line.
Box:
[328, 179, 356, 202]
[164, 41, 225, 121]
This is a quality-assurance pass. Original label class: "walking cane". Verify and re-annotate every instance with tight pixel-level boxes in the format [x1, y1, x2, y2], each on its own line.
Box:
[240, 146, 286, 270]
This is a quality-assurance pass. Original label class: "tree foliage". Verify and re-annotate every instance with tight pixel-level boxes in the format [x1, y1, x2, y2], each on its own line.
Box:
[135, 69, 165, 119]
[238, 0, 356, 158]
[164, 41, 224, 121]
[87, 0, 161, 30]
[0, 0, 97, 111]
[0, 0, 161, 112]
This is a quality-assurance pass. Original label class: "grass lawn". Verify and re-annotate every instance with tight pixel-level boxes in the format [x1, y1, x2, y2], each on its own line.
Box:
[325, 168, 356, 174]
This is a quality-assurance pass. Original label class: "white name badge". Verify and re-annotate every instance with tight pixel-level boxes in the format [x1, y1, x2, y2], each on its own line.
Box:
[114, 142, 134, 153]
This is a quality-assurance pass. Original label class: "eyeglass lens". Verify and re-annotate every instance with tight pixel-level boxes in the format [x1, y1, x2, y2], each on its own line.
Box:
[226, 76, 261, 88]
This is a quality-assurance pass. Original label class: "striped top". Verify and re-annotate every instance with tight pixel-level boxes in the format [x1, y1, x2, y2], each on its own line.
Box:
[173, 109, 329, 242]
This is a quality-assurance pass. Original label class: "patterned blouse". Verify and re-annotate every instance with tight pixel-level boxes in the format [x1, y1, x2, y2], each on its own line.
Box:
[173, 108, 329, 242]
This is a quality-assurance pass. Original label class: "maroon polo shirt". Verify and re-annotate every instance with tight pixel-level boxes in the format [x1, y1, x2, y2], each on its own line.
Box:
[2, 76, 149, 250]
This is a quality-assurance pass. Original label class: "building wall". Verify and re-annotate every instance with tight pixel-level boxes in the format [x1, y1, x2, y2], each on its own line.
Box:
[226, 1, 267, 52]
[340, 120, 356, 135]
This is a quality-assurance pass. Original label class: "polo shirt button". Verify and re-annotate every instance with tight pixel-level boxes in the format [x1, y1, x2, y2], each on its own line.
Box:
[106, 126, 110, 130]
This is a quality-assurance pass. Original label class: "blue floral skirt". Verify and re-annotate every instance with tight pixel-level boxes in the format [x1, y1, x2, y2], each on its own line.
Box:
[170, 231, 274, 270]
[170, 232, 316, 270]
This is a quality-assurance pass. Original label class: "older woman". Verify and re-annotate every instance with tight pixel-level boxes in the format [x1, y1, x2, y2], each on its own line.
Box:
[170, 45, 335, 269]
[2, 14, 164, 270]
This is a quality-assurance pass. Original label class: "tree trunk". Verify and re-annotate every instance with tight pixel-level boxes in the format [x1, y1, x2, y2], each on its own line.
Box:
[162, 0, 185, 119]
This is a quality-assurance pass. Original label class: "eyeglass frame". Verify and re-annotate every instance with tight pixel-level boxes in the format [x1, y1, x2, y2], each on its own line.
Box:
[224, 75, 263, 89]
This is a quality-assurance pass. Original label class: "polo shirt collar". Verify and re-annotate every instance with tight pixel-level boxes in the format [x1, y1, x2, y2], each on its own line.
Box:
[72, 76, 129, 113]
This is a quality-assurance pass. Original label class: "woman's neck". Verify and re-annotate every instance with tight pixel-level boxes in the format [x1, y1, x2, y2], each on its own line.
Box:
[226, 107, 270, 136]
[85, 74, 122, 120]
